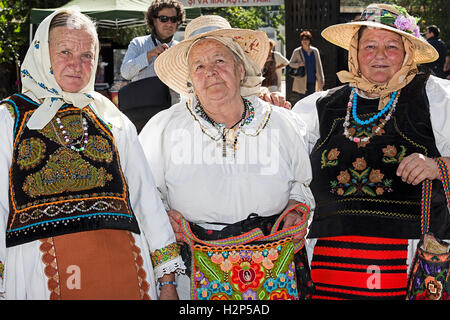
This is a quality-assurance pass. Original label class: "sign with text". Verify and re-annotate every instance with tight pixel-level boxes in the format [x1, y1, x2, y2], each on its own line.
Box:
[181, 0, 284, 8]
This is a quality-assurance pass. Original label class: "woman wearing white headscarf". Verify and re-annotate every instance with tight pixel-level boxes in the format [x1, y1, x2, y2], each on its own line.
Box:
[139, 15, 315, 300]
[0, 9, 184, 300]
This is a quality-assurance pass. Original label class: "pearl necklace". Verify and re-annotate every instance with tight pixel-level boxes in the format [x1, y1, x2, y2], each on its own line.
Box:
[52, 112, 89, 152]
[343, 88, 400, 145]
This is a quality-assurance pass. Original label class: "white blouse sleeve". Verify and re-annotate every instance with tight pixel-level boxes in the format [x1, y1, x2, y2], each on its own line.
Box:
[0, 104, 14, 298]
[427, 76, 450, 157]
[112, 114, 185, 278]
[281, 108, 316, 211]
[291, 90, 329, 154]
[120, 37, 151, 81]
[138, 108, 175, 211]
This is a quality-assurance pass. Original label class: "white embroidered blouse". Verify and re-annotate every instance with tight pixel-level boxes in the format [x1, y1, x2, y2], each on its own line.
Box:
[138, 95, 315, 229]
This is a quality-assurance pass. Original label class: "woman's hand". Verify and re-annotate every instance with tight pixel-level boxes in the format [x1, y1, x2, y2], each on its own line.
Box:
[260, 90, 292, 110]
[281, 200, 307, 243]
[318, 80, 325, 91]
[158, 273, 179, 300]
[167, 209, 185, 244]
[397, 153, 440, 185]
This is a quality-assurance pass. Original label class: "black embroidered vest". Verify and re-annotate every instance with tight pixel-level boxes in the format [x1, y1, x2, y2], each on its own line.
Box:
[308, 74, 450, 239]
[3, 94, 140, 247]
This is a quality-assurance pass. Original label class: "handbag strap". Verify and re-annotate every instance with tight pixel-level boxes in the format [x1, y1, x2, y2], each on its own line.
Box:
[178, 202, 310, 252]
[421, 158, 450, 234]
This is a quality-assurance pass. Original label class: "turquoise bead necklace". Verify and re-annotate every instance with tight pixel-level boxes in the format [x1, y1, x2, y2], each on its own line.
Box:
[343, 87, 401, 145]
[352, 88, 398, 125]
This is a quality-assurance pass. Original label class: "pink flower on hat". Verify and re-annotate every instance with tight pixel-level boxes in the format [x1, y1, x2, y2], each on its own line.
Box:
[394, 15, 420, 38]
[394, 15, 411, 30]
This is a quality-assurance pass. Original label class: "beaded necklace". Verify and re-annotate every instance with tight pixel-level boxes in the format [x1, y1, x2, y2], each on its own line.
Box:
[343, 88, 400, 145]
[195, 98, 253, 157]
[51, 111, 89, 152]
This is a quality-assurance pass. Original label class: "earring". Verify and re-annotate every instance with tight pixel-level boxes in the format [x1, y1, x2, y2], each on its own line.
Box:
[187, 81, 194, 94]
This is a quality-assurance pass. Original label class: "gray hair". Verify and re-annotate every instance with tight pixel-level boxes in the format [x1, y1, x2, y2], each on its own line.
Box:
[49, 9, 97, 39]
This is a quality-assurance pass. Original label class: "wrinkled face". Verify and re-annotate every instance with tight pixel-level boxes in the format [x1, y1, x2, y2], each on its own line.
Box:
[153, 7, 178, 40]
[357, 28, 405, 84]
[188, 39, 245, 104]
[49, 26, 96, 93]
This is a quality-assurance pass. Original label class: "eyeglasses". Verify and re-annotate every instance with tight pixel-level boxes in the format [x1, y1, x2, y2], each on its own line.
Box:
[155, 15, 180, 23]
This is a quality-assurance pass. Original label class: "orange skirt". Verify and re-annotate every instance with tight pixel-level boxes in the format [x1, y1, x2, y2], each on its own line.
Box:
[39, 229, 150, 300]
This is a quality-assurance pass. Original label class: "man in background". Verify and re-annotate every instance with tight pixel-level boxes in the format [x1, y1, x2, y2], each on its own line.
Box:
[120, 0, 185, 132]
[424, 25, 447, 78]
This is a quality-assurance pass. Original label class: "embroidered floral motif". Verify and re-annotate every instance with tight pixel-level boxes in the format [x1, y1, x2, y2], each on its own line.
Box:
[409, 262, 450, 300]
[22, 147, 113, 198]
[2, 102, 16, 121]
[16, 137, 46, 170]
[382, 145, 407, 164]
[345, 121, 385, 148]
[330, 157, 393, 196]
[321, 148, 340, 168]
[41, 113, 85, 145]
[0, 261, 4, 281]
[21, 69, 59, 95]
[83, 135, 113, 163]
[150, 242, 179, 268]
[230, 261, 265, 293]
[192, 238, 298, 300]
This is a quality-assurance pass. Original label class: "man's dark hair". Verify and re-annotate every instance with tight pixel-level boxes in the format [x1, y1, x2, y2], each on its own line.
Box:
[145, 0, 185, 33]
[427, 25, 440, 37]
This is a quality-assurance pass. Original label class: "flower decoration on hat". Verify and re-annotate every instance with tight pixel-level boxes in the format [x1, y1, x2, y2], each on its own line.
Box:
[359, 4, 422, 39]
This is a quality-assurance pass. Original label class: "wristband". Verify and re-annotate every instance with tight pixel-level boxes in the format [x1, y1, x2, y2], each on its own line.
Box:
[158, 281, 177, 290]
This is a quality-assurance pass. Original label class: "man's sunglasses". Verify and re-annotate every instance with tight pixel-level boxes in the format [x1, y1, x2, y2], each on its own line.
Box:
[155, 15, 180, 23]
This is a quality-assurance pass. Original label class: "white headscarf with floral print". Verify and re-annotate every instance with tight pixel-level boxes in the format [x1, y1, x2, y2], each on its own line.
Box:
[21, 8, 122, 130]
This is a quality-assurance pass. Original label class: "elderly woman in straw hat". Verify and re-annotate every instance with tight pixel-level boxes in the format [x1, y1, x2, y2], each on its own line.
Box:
[292, 3, 450, 300]
[139, 15, 316, 299]
[0, 8, 185, 300]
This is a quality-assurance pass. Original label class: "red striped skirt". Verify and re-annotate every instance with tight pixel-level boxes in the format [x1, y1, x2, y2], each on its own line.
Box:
[310, 236, 408, 300]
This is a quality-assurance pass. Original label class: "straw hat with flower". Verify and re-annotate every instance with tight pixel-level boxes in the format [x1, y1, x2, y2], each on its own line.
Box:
[321, 3, 438, 64]
[154, 15, 269, 96]
[321, 3, 439, 110]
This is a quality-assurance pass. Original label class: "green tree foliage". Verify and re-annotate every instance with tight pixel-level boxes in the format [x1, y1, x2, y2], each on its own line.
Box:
[0, 0, 68, 64]
[0, 0, 68, 96]
[0, 0, 26, 64]
[100, 25, 149, 47]
[203, 6, 286, 42]
[391, 0, 450, 48]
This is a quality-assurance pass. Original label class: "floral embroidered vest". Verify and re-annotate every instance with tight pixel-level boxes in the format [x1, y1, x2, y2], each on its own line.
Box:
[308, 74, 450, 239]
[3, 94, 140, 247]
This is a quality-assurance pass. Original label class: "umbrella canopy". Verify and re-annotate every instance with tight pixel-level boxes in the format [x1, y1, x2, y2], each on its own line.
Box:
[31, 0, 153, 28]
